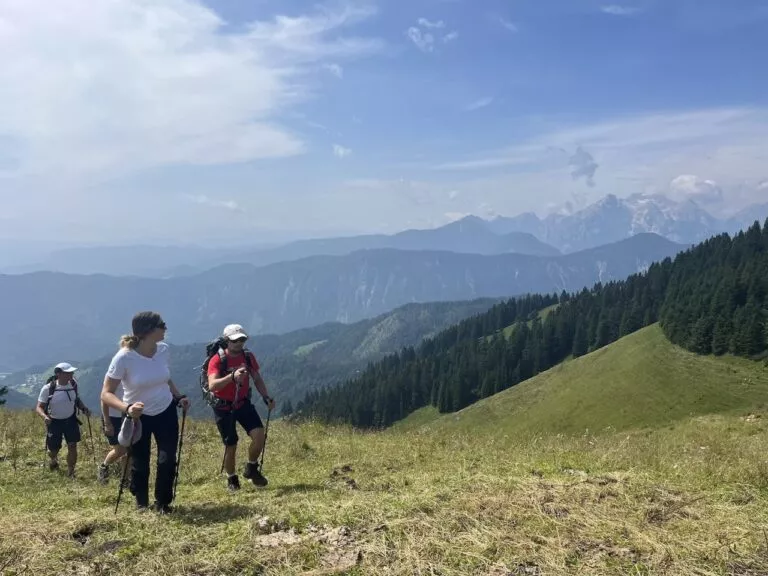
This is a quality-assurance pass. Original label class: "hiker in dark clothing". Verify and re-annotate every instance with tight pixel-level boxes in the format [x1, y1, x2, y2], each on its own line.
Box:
[101, 311, 190, 513]
[205, 324, 275, 492]
[35, 362, 92, 477]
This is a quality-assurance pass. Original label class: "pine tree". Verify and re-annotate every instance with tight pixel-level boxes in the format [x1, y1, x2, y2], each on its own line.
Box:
[0, 386, 6, 406]
[572, 321, 588, 358]
[711, 314, 731, 356]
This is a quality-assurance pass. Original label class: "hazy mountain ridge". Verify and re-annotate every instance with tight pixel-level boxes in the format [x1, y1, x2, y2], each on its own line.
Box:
[1, 216, 558, 277]
[1, 298, 503, 417]
[0, 234, 684, 370]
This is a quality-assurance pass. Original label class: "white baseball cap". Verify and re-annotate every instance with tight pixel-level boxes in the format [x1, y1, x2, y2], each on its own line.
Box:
[222, 324, 248, 341]
[54, 362, 77, 373]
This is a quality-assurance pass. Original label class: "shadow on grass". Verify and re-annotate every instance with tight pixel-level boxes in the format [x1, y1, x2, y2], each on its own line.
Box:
[172, 503, 253, 525]
[273, 483, 328, 497]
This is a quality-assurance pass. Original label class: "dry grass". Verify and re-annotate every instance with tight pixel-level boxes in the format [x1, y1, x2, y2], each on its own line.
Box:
[1, 406, 768, 576]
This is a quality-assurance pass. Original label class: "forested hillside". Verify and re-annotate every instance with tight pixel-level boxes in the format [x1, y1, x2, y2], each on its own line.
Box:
[297, 221, 768, 428]
[659, 224, 768, 357]
[2, 298, 500, 418]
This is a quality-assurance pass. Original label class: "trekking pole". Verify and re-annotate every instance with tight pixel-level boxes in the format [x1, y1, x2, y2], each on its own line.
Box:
[259, 401, 272, 471]
[173, 405, 187, 500]
[115, 420, 138, 515]
[42, 421, 49, 471]
[85, 415, 97, 466]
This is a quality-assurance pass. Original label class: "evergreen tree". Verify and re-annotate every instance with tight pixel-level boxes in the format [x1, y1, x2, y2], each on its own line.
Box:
[0, 386, 6, 406]
[572, 321, 588, 358]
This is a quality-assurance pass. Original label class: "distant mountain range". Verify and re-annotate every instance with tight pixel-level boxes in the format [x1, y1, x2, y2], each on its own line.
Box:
[0, 233, 685, 371]
[488, 194, 768, 253]
[1, 193, 763, 278]
[0, 216, 559, 277]
[1, 298, 503, 418]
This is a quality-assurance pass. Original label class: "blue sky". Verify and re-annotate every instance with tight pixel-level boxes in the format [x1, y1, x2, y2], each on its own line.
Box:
[0, 0, 766, 244]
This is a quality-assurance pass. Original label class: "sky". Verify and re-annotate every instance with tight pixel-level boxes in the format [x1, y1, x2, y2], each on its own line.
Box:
[0, 0, 767, 244]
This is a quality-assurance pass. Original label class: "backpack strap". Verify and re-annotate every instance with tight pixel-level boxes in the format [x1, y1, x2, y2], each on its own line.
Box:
[44, 377, 57, 415]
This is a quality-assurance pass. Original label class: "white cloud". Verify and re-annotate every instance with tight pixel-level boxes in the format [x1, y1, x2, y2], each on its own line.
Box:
[0, 0, 381, 183]
[185, 194, 244, 213]
[466, 97, 494, 111]
[407, 19, 457, 52]
[323, 63, 344, 78]
[407, 26, 436, 52]
[601, 5, 642, 16]
[498, 18, 519, 33]
[442, 31, 459, 43]
[759, 180, 768, 191]
[669, 175, 723, 204]
[333, 144, 353, 158]
[417, 18, 445, 29]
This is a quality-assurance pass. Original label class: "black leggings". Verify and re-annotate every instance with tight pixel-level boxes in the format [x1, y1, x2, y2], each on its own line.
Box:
[130, 401, 178, 507]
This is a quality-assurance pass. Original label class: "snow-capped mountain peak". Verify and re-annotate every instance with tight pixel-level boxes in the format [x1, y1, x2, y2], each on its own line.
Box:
[489, 193, 766, 253]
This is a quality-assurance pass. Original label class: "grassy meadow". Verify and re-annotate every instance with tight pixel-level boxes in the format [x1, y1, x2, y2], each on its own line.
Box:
[2, 326, 768, 575]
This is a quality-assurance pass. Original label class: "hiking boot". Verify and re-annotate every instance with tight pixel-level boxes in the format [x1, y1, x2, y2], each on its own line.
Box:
[154, 502, 174, 515]
[243, 462, 268, 487]
[227, 474, 241, 492]
[98, 464, 109, 484]
[49, 460, 59, 471]
[67, 468, 76, 479]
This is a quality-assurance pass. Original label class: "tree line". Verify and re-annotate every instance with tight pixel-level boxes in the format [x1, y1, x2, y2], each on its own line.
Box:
[295, 221, 768, 429]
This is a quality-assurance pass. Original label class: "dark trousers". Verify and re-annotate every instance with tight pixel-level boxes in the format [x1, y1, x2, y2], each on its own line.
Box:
[130, 402, 178, 507]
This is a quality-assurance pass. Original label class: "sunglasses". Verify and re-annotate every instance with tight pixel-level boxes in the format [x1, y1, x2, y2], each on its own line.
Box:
[231, 337, 247, 344]
[156, 321, 167, 330]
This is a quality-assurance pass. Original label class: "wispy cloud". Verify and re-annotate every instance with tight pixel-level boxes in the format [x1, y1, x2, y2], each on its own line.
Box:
[323, 63, 344, 78]
[185, 194, 244, 213]
[601, 5, 642, 16]
[0, 0, 382, 184]
[442, 31, 459, 43]
[498, 17, 519, 33]
[466, 97, 494, 111]
[333, 144, 352, 158]
[407, 18, 458, 52]
[417, 18, 445, 29]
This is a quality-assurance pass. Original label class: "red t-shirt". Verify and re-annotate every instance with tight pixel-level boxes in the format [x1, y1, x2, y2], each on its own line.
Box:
[207, 350, 260, 404]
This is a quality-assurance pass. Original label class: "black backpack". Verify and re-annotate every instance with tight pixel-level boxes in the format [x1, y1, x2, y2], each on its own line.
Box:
[200, 337, 255, 409]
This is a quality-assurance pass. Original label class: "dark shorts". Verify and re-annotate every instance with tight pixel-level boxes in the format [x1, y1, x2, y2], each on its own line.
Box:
[46, 415, 81, 451]
[103, 416, 124, 446]
[214, 401, 263, 446]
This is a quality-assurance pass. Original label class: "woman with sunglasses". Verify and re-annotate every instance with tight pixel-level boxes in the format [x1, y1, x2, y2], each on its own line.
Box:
[101, 311, 190, 513]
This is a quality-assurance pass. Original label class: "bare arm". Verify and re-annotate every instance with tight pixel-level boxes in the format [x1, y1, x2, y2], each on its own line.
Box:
[250, 368, 271, 400]
[207, 369, 240, 392]
[101, 376, 143, 418]
[101, 396, 111, 425]
[35, 401, 50, 423]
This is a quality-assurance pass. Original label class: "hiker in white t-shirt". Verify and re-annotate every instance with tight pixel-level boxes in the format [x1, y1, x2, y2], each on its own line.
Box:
[35, 362, 92, 477]
[101, 311, 190, 514]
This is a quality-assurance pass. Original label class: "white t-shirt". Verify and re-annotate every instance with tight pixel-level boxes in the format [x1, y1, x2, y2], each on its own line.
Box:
[106, 342, 173, 417]
[37, 381, 77, 420]
[108, 382, 125, 419]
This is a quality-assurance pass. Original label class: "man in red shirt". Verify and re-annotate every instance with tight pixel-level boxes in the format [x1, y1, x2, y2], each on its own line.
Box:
[207, 323, 276, 491]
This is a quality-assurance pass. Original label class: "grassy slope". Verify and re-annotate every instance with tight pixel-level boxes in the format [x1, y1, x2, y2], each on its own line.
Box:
[441, 324, 768, 437]
[3, 327, 768, 575]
